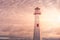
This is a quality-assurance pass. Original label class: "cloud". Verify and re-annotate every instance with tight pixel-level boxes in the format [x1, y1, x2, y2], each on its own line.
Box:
[0, 0, 60, 38]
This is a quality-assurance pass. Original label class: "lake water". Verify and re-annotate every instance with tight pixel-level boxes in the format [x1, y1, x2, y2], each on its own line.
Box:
[0, 37, 60, 40]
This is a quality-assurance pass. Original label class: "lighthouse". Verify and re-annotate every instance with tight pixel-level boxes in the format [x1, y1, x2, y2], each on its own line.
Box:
[33, 7, 41, 40]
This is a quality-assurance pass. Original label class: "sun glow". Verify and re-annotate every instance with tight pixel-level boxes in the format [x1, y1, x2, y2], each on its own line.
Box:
[40, 7, 60, 38]
[41, 7, 60, 26]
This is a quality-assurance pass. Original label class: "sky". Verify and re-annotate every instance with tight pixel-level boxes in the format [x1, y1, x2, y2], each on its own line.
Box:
[0, 0, 60, 38]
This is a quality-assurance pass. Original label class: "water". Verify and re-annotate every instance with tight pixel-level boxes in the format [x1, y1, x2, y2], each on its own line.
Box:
[42, 38, 60, 40]
[0, 36, 32, 40]
[0, 36, 60, 40]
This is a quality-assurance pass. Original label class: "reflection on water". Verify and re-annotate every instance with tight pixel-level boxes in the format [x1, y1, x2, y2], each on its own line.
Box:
[0, 37, 60, 40]
[42, 38, 60, 40]
[0, 35, 33, 40]
[0, 35, 60, 40]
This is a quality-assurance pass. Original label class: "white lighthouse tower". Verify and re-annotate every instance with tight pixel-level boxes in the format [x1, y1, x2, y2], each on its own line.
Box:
[33, 7, 41, 40]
